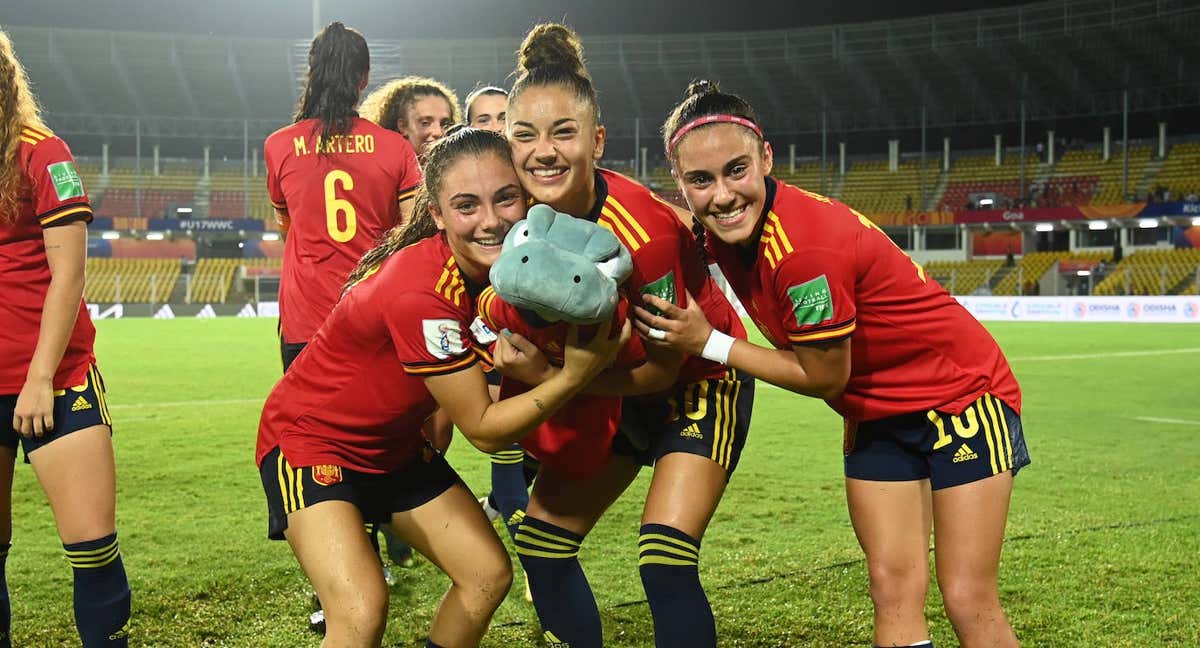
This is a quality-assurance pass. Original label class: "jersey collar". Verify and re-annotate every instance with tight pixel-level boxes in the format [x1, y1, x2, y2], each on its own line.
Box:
[737, 176, 778, 267]
[583, 169, 610, 223]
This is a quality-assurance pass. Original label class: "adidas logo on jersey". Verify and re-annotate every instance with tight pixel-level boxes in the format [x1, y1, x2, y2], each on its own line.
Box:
[953, 443, 979, 463]
[70, 396, 92, 412]
[679, 423, 703, 439]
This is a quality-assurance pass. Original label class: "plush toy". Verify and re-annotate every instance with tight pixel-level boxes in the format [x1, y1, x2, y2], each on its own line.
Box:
[489, 204, 633, 324]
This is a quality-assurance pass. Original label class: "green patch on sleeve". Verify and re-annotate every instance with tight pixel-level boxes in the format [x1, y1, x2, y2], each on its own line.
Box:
[787, 275, 834, 326]
[47, 161, 85, 201]
[640, 270, 677, 315]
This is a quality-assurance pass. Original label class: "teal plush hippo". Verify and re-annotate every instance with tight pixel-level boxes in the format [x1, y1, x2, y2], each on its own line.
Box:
[489, 204, 633, 324]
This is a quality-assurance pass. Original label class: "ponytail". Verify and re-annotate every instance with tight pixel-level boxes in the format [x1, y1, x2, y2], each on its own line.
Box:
[294, 22, 369, 147]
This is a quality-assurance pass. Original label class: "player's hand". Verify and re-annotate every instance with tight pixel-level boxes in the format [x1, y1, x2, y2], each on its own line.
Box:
[562, 317, 629, 381]
[13, 377, 55, 438]
[493, 330, 554, 385]
[634, 290, 713, 357]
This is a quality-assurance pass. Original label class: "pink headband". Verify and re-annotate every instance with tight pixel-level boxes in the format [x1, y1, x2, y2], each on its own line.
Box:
[668, 114, 764, 154]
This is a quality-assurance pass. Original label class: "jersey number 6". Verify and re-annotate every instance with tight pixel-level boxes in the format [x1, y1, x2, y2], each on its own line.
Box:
[324, 170, 357, 243]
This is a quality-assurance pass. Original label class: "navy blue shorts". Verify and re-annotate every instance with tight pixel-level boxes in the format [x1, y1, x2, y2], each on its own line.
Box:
[613, 368, 754, 480]
[0, 365, 112, 460]
[844, 392, 1030, 490]
[260, 444, 463, 540]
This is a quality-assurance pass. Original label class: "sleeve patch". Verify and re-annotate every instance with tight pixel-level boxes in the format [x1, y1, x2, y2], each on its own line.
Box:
[641, 269, 676, 314]
[423, 319, 466, 360]
[469, 316, 497, 345]
[47, 161, 86, 201]
[787, 275, 834, 326]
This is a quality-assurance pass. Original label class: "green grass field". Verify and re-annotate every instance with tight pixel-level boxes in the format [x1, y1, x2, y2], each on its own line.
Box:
[7, 319, 1199, 647]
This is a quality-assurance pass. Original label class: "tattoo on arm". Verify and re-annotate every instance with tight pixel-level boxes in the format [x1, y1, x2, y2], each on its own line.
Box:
[534, 398, 545, 412]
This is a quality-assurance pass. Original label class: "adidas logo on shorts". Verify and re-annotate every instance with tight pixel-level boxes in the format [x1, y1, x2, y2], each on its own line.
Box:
[953, 443, 979, 463]
[70, 396, 92, 412]
[679, 423, 703, 439]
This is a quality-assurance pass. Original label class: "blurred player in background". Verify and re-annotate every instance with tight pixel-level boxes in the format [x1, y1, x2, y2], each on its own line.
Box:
[257, 126, 622, 648]
[465, 86, 507, 134]
[494, 23, 753, 648]
[0, 29, 130, 647]
[641, 80, 1027, 648]
[360, 76, 461, 164]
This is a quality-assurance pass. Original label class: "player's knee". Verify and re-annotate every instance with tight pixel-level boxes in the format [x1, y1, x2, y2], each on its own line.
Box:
[938, 575, 1000, 625]
[866, 559, 929, 610]
[324, 581, 389, 643]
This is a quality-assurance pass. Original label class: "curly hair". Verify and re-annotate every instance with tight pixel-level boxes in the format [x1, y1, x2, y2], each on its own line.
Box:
[359, 76, 462, 134]
[0, 29, 51, 224]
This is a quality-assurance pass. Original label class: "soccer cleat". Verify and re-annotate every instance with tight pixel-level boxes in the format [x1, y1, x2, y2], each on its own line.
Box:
[479, 495, 501, 523]
[308, 608, 326, 635]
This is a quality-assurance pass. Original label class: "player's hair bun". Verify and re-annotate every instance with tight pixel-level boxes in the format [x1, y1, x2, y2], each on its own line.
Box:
[686, 79, 720, 98]
[518, 23, 588, 79]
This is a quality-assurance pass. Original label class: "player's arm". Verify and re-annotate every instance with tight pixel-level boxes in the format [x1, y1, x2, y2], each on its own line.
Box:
[423, 320, 626, 453]
[635, 292, 851, 399]
[15, 220, 88, 436]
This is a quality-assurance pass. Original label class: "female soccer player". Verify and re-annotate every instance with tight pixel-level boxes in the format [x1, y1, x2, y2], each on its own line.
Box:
[257, 127, 624, 648]
[0, 29, 130, 647]
[264, 22, 422, 371]
[465, 86, 507, 134]
[494, 23, 754, 648]
[638, 81, 1028, 648]
[360, 76, 461, 163]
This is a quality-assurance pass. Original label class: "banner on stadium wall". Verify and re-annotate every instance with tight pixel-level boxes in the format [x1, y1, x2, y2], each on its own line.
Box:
[955, 296, 1200, 323]
[146, 218, 266, 232]
[1139, 201, 1200, 217]
[87, 303, 279, 318]
[1078, 203, 1146, 219]
[870, 212, 956, 227]
[954, 206, 1091, 224]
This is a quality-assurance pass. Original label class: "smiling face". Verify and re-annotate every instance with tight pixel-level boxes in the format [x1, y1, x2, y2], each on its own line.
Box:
[400, 94, 455, 158]
[468, 93, 508, 133]
[506, 84, 605, 217]
[429, 152, 527, 283]
[672, 123, 773, 248]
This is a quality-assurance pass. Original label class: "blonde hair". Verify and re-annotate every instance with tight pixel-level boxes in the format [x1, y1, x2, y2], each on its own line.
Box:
[0, 29, 51, 223]
[359, 76, 462, 134]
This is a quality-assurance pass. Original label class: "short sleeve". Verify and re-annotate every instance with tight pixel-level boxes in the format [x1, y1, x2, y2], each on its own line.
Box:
[395, 137, 422, 203]
[384, 290, 478, 375]
[772, 248, 857, 345]
[27, 136, 92, 229]
[632, 232, 687, 312]
[264, 139, 287, 211]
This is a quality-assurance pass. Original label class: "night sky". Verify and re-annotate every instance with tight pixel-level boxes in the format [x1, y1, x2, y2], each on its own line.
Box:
[5, 0, 1036, 39]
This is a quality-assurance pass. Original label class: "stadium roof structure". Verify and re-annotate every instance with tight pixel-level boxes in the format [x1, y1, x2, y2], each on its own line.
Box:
[8, 0, 1199, 154]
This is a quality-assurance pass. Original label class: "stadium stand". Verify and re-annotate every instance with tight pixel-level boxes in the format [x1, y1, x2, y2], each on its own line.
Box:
[1092, 248, 1200, 296]
[1154, 142, 1200, 200]
[991, 251, 1111, 295]
[924, 259, 1004, 295]
[85, 258, 181, 303]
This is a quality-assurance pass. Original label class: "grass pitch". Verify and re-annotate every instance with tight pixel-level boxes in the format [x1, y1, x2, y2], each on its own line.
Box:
[8, 319, 1199, 646]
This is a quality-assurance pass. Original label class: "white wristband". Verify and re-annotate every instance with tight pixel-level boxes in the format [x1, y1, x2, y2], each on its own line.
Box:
[700, 330, 735, 365]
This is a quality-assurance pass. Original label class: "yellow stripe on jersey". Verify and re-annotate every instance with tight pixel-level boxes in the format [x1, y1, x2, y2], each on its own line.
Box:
[90, 366, 112, 427]
[23, 125, 52, 140]
[722, 371, 741, 468]
[977, 399, 1001, 475]
[39, 205, 92, 227]
[19, 136, 38, 146]
[294, 467, 305, 509]
[433, 258, 455, 294]
[277, 454, 293, 514]
[604, 196, 651, 244]
[788, 321, 856, 343]
[397, 188, 418, 203]
[402, 353, 477, 376]
[599, 207, 641, 252]
[767, 212, 793, 254]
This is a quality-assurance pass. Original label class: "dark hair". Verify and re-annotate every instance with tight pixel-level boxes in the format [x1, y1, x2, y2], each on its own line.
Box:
[663, 81, 762, 265]
[465, 85, 508, 122]
[662, 79, 760, 162]
[344, 128, 515, 291]
[511, 23, 600, 124]
[293, 22, 369, 147]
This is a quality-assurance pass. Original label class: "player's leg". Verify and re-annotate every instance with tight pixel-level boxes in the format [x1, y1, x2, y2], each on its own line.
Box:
[928, 395, 1027, 647]
[0, 436, 15, 648]
[389, 482, 512, 648]
[637, 370, 754, 648]
[287, 501, 389, 648]
[846, 478, 933, 647]
[517, 454, 641, 648]
[28, 369, 128, 647]
[931, 473, 1017, 648]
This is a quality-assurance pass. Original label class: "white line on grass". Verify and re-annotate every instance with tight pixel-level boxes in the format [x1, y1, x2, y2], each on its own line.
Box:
[1130, 416, 1200, 426]
[1009, 347, 1200, 362]
[107, 398, 262, 411]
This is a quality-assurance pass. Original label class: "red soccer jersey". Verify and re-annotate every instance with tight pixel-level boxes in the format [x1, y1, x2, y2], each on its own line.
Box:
[585, 169, 745, 385]
[476, 286, 645, 478]
[0, 126, 96, 393]
[256, 234, 482, 473]
[708, 178, 1021, 422]
[264, 117, 422, 343]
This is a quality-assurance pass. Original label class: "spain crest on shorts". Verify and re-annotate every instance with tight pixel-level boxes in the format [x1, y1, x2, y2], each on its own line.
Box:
[312, 465, 343, 486]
